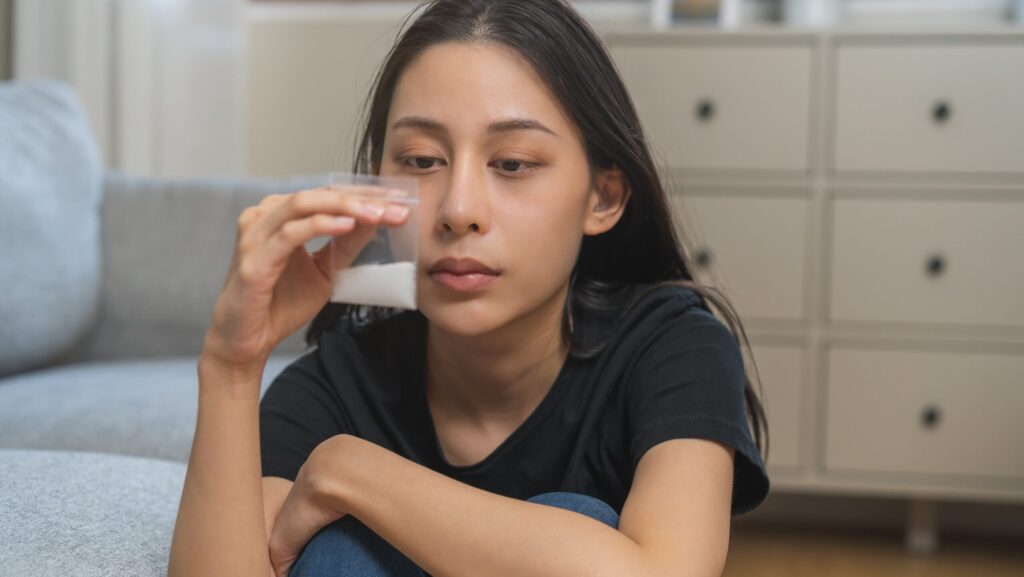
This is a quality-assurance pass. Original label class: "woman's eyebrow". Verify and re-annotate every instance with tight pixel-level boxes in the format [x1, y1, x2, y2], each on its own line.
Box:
[389, 116, 559, 138]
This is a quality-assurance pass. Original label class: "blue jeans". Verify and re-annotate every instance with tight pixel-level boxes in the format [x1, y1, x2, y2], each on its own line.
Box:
[287, 492, 620, 577]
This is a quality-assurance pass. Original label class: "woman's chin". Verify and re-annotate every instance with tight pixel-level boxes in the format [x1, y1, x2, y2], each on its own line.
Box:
[419, 298, 508, 338]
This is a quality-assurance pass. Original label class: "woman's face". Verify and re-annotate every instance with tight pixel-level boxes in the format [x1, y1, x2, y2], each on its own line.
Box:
[380, 41, 610, 337]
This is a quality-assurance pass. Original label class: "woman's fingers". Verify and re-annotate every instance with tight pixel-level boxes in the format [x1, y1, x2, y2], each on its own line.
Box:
[252, 186, 408, 245]
[233, 186, 411, 282]
[252, 213, 357, 282]
[203, 185, 413, 370]
[326, 220, 385, 272]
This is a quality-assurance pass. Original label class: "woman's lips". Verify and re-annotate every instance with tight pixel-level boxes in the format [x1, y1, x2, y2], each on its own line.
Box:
[430, 271, 499, 292]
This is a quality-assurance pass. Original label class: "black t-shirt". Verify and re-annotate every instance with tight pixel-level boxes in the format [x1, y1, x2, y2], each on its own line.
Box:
[259, 282, 770, 516]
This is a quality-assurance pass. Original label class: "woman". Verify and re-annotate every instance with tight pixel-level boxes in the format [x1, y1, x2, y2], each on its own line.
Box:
[168, 1, 770, 576]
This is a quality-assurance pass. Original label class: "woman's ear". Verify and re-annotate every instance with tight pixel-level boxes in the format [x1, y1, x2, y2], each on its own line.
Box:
[583, 167, 631, 236]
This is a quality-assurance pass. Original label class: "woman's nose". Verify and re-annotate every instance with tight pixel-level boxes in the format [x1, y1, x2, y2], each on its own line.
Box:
[435, 163, 489, 235]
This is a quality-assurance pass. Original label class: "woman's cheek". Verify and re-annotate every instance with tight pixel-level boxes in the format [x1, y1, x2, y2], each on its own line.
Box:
[516, 204, 584, 275]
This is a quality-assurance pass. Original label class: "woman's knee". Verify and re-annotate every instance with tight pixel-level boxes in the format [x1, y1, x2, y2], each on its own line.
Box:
[527, 492, 619, 529]
[288, 515, 425, 577]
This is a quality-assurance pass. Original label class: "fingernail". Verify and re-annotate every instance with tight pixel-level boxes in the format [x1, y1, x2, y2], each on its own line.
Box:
[361, 203, 385, 217]
[385, 204, 409, 219]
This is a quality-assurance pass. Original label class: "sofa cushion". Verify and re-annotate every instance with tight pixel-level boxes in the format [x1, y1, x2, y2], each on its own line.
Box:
[0, 353, 302, 462]
[0, 448, 186, 577]
[56, 172, 328, 364]
[0, 79, 103, 377]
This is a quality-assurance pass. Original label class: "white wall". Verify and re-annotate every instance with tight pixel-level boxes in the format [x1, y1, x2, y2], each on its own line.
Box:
[14, 0, 114, 164]
[243, 2, 651, 178]
[8, 0, 762, 178]
[116, 0, 246, 177]
[13, 0, 245, 178]
[245, 15, 402, 178]
[9, 0, 795, 178]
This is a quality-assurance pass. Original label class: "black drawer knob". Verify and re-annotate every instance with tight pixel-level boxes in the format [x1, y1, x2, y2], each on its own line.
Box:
[694, 247, 713, 268]
[925, 254, 946, 278]
[921, 405, 942, 429]
[696, 99, 715, 122]
[932, 100, 952, 124]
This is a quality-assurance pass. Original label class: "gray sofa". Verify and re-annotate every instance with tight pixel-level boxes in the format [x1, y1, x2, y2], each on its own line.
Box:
[0, 79, 325, 576]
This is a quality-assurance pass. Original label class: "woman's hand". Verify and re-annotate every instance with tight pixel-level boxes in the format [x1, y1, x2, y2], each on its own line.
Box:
[201, 185, 411, 378]
[268, 435, 358, 577]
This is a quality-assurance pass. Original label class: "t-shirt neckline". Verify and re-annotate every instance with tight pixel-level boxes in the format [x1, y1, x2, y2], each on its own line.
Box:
[410, 334, 579, 475]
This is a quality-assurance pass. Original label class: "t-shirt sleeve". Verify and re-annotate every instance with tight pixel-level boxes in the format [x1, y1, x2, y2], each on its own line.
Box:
[259, 349, 352, 482]
[626, 298, 770, 516]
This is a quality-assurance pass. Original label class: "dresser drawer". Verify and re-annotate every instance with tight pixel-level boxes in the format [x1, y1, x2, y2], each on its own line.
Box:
[834, 42, 1024, 175]
[749, 343, 803, 470]
[673, 194, 807, 322]
[609, 44, 812, 172]
[829, 197, 1024, 328]
[825, 347, 1024, 480]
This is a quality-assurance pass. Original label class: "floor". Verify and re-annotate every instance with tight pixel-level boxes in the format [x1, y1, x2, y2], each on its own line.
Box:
[722, 524, 1024, 577]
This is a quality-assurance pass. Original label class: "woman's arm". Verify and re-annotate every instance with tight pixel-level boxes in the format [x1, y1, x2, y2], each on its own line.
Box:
[166, 356, 275, 577]
[275, 434, 734, 577]
[165, 184, 407, 577]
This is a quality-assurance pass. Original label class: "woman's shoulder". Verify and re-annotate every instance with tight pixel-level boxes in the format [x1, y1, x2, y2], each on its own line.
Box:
[571, 281, 727, 360]
[615, 281, 738, 354]
[612, 281, 720, 335]
[633, 280, 708, 310]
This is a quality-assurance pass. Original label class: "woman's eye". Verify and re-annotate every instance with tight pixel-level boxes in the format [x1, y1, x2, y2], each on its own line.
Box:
[399, 156, 536, 174]
[402, 156, 441, 171]
[493, 159, 537, 174]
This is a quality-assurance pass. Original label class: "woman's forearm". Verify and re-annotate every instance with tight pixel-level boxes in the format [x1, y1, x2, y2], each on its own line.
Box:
[327, 435, 661, 577]
[167, 355, 274, 577]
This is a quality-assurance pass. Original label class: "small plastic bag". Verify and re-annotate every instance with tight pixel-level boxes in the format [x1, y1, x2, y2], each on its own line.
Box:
[327, 171, 419, 309]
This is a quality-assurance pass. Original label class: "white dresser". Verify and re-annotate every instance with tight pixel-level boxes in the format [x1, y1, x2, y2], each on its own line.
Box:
[604, 27, 1024, 546]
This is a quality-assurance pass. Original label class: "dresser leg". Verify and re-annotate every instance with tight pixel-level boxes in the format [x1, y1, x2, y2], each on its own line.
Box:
[905, 498, 940, 555]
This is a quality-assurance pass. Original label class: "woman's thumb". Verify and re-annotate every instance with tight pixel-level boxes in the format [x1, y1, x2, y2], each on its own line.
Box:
[311, 238, 335, 281]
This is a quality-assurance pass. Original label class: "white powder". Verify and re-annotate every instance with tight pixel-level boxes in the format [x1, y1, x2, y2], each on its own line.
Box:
[331, 261, 417, 309]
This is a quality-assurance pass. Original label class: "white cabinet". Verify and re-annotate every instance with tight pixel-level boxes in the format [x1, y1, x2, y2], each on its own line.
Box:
[610, 43, 812, 172]
[834, 42, 1024, 175]
[672, 194, 808, 322]
[825, 347, 1024, 482]
[606, 28, 1024, 505]
[830, 197, 1024, 328]
[748, 343, 803, 471]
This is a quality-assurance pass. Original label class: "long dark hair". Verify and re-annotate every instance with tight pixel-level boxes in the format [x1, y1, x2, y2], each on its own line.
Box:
[304, 0, 768, 463]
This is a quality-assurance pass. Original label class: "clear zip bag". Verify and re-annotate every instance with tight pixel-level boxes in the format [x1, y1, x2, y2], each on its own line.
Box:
[327, 171, 420, 310]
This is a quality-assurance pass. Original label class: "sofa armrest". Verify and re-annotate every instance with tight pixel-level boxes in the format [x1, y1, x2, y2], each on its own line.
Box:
[61, 171, 328, 364]
[0, 449, 186, 576]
